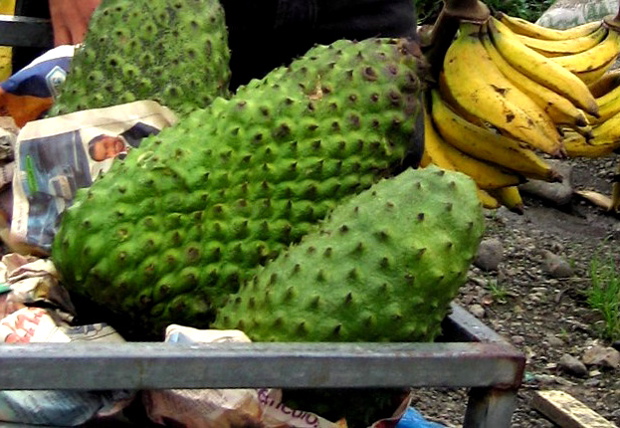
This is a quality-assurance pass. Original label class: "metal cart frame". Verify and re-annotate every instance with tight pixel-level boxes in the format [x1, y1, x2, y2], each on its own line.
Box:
[0, 304, 525, 427]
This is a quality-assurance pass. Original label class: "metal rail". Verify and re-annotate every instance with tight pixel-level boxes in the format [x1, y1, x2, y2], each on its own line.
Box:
[0, 15, 53, 48]
[0, 341, 523, 391]
[0, 304, 525, 427]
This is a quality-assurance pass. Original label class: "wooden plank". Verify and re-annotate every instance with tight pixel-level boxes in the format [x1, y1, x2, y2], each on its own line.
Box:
[532, 390, 617, 428]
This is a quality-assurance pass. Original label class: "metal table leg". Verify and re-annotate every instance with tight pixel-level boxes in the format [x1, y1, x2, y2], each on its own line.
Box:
[463, 386, 520, 428]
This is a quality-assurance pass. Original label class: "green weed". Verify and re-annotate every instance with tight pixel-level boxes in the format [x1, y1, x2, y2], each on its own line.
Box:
[586, 249, 620, 342]
[486, 278, 508, 304]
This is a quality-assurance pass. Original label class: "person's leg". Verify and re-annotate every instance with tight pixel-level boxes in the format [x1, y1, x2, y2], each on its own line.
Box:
[221, 0, 417, 90]
[313, 0, 417, 42]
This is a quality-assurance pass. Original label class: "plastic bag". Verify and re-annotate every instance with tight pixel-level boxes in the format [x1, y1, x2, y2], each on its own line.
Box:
[0, 45, 75, 128]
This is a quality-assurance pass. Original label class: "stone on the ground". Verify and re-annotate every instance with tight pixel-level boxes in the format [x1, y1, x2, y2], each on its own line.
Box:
[474, 238, 504, 271]
[540, 250, 574, 278]
[558, 353, 589, 377]
[582, 345, 620, 369]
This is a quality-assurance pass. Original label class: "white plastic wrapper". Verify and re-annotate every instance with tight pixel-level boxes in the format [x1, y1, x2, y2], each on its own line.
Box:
[142, 325, 347, 428]
[0, 44, 76, 127]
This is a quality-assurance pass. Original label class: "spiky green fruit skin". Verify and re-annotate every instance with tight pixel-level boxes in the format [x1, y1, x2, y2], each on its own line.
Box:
[213, 166, 485, 342]
[51, 38, 426, 339]
[214, 166, 484, 427]
[48, 0, 231, 116]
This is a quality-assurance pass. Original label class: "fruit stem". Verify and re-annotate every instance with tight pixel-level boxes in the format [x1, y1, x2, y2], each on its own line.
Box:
[443, 0, 491, 20]
[422, 0, 490, 80]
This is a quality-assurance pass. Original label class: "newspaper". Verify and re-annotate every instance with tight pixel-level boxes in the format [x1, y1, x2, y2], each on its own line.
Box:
[10, 100, 178, 252]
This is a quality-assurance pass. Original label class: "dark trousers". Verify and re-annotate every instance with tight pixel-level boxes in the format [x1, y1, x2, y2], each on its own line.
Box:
[222, 0, 418, 89]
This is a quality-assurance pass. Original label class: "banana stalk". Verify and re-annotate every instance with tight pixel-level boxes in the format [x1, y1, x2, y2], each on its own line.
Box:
[423, 0, 490, 80]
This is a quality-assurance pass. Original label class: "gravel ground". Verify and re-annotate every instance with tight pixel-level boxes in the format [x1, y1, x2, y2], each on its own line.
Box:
[410, 155, 620, 427]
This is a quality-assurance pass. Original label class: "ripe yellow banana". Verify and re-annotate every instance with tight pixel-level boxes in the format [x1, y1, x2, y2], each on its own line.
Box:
[443, 21, 564, 158]
[562, 130, 620, 157]
[421, 106, 457, 170]
[515, 24, 607, 57]
[422, 106, 524, 190]
[588, 69, 620, 97]
[496, 12, 603, 41]
[480, 27, 589, 131]
[429, 89, 562, 182]
[588, 94, 620, 126]
[488, 16, 600, 116]
[489, 185, 525, 214]
[477, 188, 501, 209]
[583, 70, 620, 125]
[551, 25, 620, 85]
[591, 109, 620, 141]
[567, 123, 595, 140]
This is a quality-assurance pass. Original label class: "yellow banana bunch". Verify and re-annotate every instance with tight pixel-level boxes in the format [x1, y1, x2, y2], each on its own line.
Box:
[496, 12, 603, 41]
[487, 16, 600, 115]
[441, 20, 565, 157]
[550, 23, 620, 85]
[421, 105, 523, 191]
[515, 24, 608, 58]
[479, 24, 590, 133]
[428, 89, 562, 182]
[421, 12, 620, 212]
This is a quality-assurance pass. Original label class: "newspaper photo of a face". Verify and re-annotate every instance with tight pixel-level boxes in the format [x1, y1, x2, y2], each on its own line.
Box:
[9, 100, 178, 252]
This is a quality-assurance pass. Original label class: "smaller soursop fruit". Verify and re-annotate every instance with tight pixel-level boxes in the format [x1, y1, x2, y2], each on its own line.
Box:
[213, 165, 485, 343]
[213, 165, 484, 427]
[48, 0, 231, 117]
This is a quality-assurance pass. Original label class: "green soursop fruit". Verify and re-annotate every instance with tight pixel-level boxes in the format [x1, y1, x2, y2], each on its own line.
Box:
[48, 0, 231, 117]
[213, 166, 485, 342]
[51, 38, 427, 339]
[213, 166, 484, 427]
